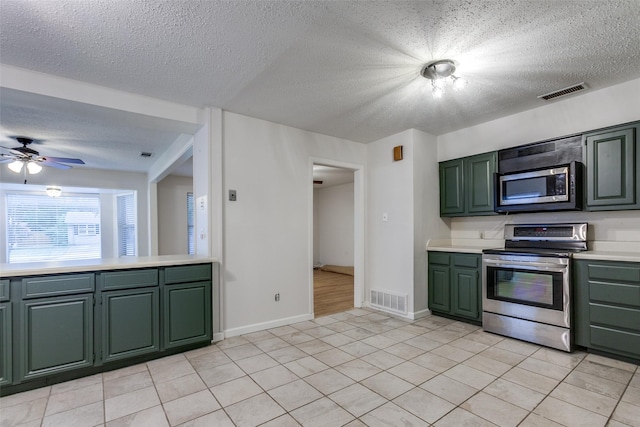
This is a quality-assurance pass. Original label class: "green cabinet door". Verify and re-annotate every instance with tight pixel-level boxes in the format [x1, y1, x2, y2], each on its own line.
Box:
[466, 152, 497, 214]
[20, 294, 93, 381]
[584, 124, 639, 210]
[163, 281, 212, 349]
[440, 152, 497, 217]
[572, 260, 590, 348]
[451, 267, 480, 320]
[0, 302, 12, 386]
[439, 158, 465, 215]
[103, 288, 159, 362]
[428, 264, 451, 313]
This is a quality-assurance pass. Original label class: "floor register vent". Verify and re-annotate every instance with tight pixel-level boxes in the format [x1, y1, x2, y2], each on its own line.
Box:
[370, 289, 408, 315]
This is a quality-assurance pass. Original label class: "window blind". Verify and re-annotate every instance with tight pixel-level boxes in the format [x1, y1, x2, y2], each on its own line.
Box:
[187, 192, 194, 254]
[6, 193, 101, 263]
[117, 193, 136, 256]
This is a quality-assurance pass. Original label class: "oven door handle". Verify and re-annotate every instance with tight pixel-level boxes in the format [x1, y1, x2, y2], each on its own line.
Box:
[483, 258, 568, 271]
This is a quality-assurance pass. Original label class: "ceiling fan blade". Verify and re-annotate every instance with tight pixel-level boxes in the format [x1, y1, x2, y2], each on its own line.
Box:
[41, 156, 85, 164]
[0, 146, 26, 156]
[39, 160, 72, 170]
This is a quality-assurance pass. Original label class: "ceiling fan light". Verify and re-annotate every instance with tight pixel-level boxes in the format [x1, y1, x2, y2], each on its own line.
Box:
[433, 77, 447, 89]
[46, 186, 62, 197]
[8, 160, 24, 173]
[27, 161, 42, 174]
[453, 76, 467, 91]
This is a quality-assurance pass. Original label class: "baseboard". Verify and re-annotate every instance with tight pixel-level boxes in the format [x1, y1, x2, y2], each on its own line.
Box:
[212, 332, 225, 342]
[365, 302, 416, 321]
[410, 308, 430, 320]
[223, 313, 315, 338]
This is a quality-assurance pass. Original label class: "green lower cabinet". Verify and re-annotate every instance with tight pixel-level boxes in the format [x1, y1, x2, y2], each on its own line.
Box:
[573, 259, 640, 360]
[102, 288, 160, 362]
[428, 252, 481, 323]
[0, 302, 12, 386]
[163, 281, 212, 349]
[428, 265, 451, 313]
[451, 267, 480, 320]
[20, 294, 93, 381]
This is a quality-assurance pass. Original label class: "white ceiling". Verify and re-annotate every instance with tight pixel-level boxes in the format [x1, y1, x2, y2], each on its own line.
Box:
[1, 0, 640, 174]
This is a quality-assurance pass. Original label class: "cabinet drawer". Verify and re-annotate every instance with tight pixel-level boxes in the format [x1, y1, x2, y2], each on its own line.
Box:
[590, 303, 640, 331]
[22, 274, 95, 299]
[101, 269, 158, 290]
[454, 254, 479, 268]
[0, 280, 9, 302]
[428, 252, 450, 266]
[589, 281, 640, 307]
[588, 264, 640, 283]
[164, 264, 211, 284]
[590, 325, 640, 356]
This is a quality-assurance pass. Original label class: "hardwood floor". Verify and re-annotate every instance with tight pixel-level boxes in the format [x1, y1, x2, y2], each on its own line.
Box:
[313, 269, 354, 317]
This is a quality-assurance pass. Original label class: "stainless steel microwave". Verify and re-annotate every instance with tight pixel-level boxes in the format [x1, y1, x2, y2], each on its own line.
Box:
[494, 161, 583, 213]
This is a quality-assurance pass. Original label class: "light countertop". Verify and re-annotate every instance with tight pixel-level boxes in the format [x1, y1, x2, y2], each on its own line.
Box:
[0, 255, 217, 278]
[426, 239, 640, 263]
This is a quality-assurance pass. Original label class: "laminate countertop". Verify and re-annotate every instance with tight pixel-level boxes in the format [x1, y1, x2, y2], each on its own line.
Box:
[426, 239, 640, 263]
[0, 255, 217, 278]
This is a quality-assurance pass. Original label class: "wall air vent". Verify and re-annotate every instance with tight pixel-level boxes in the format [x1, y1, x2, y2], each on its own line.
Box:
[370, 289, 407, 315]
[537, 82, 586, 101]
[313, 180, 323, 185]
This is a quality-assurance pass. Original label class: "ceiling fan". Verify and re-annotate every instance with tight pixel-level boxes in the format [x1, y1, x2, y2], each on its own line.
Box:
[1, 136, 85, 175]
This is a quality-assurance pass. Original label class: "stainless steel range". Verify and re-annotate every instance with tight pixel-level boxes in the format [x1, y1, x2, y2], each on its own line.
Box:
[482, 223, 587, 352]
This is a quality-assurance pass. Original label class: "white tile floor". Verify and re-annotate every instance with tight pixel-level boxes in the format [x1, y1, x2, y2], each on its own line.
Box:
[1, 308, 639, 427]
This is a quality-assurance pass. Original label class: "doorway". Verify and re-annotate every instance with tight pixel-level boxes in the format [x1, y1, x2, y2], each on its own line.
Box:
[310, 160, 364, 317]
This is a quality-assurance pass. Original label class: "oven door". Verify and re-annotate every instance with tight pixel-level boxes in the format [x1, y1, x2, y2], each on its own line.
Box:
[482, 253, 570, 328]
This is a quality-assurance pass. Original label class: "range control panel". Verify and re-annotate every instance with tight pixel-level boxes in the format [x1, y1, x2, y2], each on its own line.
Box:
[505, 223, 587, 242]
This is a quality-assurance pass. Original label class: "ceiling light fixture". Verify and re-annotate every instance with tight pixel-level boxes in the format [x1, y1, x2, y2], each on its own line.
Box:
[7, 159, 43, 175]
[46, 186, 62, 197]
[421, 59, 467, 99]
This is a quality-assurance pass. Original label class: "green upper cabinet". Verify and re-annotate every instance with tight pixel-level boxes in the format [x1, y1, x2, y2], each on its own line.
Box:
[439, 152, 497, 217]
[439, 158, 465, 215]
[584, 122, 639, 211]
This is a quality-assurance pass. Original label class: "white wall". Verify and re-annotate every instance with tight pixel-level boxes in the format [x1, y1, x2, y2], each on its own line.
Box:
[222, 111, 366, 334]
[315, 182, 354, 266]
[438, 78, 640, 161]
[366, 130, 417, 315]
[413, 129, 449, 316]
[437, 77, 640, 244]
[157, 175, 193, 255]
[366, 129, 449, 318]
[313, 189, 320, 265]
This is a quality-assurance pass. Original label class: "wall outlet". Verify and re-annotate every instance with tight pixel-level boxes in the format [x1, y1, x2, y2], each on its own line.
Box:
[229, 190, 237, 201]
[275, 293, 280, 302]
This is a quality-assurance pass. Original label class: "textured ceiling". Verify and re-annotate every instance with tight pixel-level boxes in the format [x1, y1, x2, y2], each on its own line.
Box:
[1, 0, 640, 173]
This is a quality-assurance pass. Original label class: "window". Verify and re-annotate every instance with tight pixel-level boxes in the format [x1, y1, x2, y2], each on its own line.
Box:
[117, 193, 136, 257]
[187, 192, 194, 254]
[6, 193, 101, 263]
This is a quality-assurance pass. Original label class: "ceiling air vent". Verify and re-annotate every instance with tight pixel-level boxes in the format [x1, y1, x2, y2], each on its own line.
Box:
[537, 82, 586, 101]
[140, 152, 154, 158]
[313, 180, 323, 185]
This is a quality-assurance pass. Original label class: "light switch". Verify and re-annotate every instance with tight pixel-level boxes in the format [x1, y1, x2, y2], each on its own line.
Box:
[229, 190, 237, 201]
[382, 212, 388, 222]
